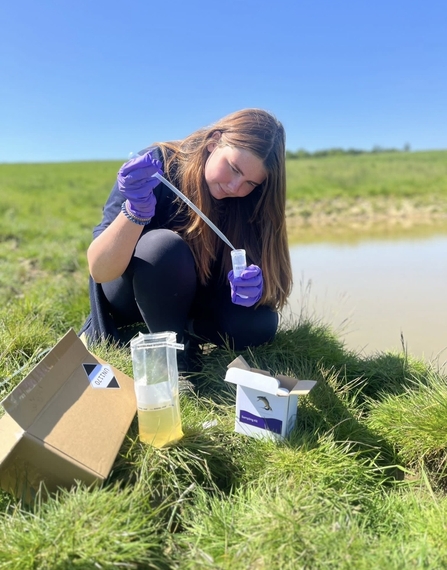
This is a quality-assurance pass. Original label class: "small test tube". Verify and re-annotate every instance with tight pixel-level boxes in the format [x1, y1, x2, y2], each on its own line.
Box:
[231, 249, 247, 277]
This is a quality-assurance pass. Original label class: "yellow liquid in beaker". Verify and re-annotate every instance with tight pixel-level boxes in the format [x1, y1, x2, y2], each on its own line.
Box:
[137, 396, 183, 448]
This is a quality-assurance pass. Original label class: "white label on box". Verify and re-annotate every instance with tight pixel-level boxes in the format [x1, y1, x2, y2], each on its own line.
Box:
[82, 363, 120, 389]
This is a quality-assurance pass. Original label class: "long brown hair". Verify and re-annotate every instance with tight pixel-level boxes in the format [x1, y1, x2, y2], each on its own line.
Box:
[156, 108, 292, 310]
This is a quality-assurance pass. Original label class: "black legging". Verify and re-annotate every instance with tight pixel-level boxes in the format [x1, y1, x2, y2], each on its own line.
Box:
[101, 229, 278, 350]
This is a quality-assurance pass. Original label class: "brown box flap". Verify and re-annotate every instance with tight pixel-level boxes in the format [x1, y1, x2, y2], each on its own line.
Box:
[30, 361, 136, 478]
[1, 329, 88, 429]
[0, 432, 99, 502]
[0, 413, 24, 465]
[1, 329, 137, 480]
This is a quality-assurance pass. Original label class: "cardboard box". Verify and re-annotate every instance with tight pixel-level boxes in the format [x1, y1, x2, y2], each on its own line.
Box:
[0, 329, 137, 502]
[225, 356, 317, 441]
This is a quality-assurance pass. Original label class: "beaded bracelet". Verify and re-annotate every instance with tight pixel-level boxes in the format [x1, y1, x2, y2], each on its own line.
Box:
[121, 201, 153, 226]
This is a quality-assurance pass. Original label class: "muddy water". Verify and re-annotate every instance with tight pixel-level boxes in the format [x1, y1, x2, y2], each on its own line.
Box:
[285, 224, 447, 363]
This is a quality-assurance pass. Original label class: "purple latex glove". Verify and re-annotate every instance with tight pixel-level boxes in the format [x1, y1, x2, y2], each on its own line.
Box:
[228, 264, 263, 307]
[117, 151, 163, 220]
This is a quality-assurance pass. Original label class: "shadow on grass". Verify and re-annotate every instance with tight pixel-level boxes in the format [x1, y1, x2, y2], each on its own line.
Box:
[108, 414, 250, 496]
[293, 380, 403, 481]
[184, 319, 434, 479]
[98, 319, 434, 511]
[243, 320, 431, 401]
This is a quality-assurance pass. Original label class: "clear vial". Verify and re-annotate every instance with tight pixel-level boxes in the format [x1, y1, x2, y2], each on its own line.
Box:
[231, 249, 247, 278]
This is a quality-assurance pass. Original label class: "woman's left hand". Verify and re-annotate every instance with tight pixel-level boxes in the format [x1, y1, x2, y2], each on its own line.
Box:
[228, 264, 263, 307]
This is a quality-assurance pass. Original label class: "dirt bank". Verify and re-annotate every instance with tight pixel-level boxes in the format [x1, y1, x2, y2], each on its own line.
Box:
[286, 197, 447, 238]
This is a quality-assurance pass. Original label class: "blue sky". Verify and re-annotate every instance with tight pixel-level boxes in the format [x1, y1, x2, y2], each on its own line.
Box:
[1, 0, 446, 163]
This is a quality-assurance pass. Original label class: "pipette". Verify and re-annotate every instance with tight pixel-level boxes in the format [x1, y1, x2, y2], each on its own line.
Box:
[152, 172, 236, 251]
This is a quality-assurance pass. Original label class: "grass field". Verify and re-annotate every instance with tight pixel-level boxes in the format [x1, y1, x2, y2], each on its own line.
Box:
[287, 150, 447, 201]
[1, 152, 447, 568]
[285, 150, 447, 230]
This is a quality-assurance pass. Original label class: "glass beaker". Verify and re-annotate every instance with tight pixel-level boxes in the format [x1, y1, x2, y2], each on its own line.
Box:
[130, 332, 184, 448]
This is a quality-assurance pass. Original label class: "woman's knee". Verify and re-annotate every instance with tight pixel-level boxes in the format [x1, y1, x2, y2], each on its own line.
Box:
[235, 309, 278, 349]
[131, 229, 197, 302]
[134, 229, 194, 271]
[214, 305, 278, 350]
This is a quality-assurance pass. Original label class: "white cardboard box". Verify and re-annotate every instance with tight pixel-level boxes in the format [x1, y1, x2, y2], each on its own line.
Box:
[225, 356, 317, 441]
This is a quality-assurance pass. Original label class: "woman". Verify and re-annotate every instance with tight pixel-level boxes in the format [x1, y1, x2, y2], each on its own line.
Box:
[80, 108, 293, 367]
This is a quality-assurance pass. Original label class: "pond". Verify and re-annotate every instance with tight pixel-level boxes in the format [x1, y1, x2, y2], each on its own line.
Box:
[285, 223, 447, 364]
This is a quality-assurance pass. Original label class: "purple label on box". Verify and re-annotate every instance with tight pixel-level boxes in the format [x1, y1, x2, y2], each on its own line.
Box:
[239, 410, 283, 434]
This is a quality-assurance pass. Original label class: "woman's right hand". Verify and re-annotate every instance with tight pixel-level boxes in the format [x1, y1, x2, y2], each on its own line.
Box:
[117, 151, 163, 221]
[88, 152, 163, 283]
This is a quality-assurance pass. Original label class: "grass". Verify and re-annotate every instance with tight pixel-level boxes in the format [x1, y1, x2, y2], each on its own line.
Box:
[285, 150, 447, 229]
[286, 150, 447, 202]
[1, 154, 447, 568]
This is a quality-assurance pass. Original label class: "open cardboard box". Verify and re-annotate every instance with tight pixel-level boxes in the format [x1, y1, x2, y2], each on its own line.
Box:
[225, 356, 317, 441]
[0, 329, 137, 502]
